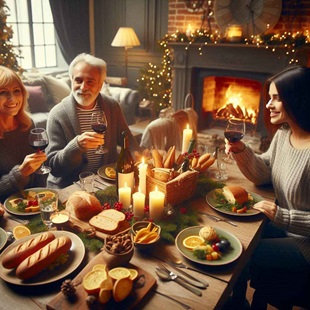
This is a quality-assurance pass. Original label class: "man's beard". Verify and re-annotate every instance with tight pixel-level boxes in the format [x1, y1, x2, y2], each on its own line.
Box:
[73, 90, 95, 107]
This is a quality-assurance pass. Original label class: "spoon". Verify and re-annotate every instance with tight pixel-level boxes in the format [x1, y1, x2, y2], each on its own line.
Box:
[6, 230, 15, 243]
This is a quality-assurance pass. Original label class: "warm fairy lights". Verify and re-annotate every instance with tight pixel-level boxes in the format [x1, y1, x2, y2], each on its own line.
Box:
[137, 29, 309, 114]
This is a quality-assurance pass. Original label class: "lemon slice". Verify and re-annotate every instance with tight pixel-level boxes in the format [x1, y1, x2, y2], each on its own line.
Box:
[182, 235, 205, 251]
[105, 167, 116, 179]
[92, 264, 108, 272]
[13, 225, 31, 240]
[108, 267, 131, 281]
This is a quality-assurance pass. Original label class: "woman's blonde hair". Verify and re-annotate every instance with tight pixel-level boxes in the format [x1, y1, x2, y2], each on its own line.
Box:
[0, 66, 32, 138]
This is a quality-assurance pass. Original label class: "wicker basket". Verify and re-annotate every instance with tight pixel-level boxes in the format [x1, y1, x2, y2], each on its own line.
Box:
[146, 170, 199, 206]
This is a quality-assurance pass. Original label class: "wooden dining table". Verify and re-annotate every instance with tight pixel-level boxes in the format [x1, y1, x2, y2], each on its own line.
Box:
[0, 162, 275, 310]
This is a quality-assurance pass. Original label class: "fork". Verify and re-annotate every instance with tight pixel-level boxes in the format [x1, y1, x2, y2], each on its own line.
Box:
[7, 215, 29, 225]
[198, 212, 238, 227]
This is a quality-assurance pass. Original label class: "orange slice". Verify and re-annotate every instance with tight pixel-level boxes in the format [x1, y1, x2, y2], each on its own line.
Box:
[108, 267, 130, 281]
[113, 277, 133, 302]
[105, 167, 116, 179]
[182, 235, 205, 251]
[128, 268, 138, 281]
[82, 270, 107, 295]
[13, 225, 31, 240]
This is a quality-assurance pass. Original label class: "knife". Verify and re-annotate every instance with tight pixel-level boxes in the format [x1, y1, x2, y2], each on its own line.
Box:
[169, 263, 209, 288]
[198, 211, 238, 227]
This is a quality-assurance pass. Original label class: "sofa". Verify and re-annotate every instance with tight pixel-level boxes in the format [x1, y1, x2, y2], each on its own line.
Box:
[22, 71, 140, 128]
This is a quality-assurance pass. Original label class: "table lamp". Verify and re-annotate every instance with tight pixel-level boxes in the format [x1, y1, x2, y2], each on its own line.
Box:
[111, 27, 140, 79]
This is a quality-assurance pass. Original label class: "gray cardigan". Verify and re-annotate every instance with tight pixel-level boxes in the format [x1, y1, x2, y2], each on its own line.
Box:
[46, 93, 139, 189]
[233, 127, 310, 263]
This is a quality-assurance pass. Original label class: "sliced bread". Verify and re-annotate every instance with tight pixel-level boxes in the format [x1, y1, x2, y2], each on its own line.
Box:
[98, 209, 126, 223]
[89, 216, 120, 234]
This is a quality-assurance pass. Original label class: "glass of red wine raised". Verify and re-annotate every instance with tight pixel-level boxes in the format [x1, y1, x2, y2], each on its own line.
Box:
[91, 111, 108, 154]
[224, 118, 246, 163]
[29, 128, 52, 174]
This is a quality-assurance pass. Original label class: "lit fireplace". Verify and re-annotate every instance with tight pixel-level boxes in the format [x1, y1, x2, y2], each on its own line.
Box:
[201, 76, 261, 125]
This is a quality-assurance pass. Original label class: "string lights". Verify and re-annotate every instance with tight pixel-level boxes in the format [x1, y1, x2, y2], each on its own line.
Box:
[137, 29, 309, 114]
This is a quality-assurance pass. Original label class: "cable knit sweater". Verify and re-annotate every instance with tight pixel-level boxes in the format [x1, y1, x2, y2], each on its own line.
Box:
[0, 126, 42, 202]
[233, 127, 310, 263]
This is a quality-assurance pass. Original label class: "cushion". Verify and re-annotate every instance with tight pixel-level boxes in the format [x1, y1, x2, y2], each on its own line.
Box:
[42, 75, 71, 105]
[25, 85, 50, 113]
[101, 82, 111, 96]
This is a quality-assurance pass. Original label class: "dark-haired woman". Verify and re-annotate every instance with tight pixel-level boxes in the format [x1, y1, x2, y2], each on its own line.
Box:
[225, 66, 310, 309]
[0, 66, 46, 202]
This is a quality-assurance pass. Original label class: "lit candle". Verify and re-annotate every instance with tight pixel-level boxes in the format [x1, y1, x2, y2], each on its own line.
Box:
[118, 182, 132, 209]
[138, 157, 148, 195]
[149, 186, 165, 220]
[132, 188, 145, 217]
[181, 124, 193, 153]
[186, 24, 192, 37]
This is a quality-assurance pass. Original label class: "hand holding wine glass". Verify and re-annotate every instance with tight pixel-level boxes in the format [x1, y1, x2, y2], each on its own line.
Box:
[91, 111, 108, 154]
[29, 128, 51, 174]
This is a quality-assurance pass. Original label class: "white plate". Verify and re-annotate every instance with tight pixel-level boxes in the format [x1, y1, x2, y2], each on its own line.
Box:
[0, 231, 85, 285]
[97, 163, 116, 182]
[4, 188, 59, 216]
[175, 226, 242, 266]
[206, 189, 263, 217]
[0, 228, 8, 252]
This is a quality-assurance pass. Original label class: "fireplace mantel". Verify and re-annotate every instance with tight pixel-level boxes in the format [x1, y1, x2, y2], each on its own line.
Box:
[169, 42, 310, 110]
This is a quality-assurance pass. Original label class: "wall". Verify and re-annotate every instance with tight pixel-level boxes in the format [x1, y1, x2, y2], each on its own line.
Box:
[168, 0, 310, 34]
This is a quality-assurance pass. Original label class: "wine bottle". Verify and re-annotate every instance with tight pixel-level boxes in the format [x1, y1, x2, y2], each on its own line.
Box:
[116, 131, 135, 194]
[179, 138, 196, 173]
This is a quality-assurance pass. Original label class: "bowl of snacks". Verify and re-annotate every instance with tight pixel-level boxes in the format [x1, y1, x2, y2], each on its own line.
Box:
[131, 221, 161, 250]
[103, 228, 134, 267]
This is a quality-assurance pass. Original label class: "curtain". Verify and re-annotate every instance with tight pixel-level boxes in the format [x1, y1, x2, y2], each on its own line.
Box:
[49, 0, 90, 64]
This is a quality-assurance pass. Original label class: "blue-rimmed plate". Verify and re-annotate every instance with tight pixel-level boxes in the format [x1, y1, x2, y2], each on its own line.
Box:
[0, 228, 8, 252]
[0, 230, 85, 285]
[175, 226, 242, 266]
[4, 188, 58, 216]
[206, 189, 263, 216]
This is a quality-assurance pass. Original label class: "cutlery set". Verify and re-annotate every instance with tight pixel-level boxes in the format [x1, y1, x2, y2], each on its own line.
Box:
[155, 263, 206, 296]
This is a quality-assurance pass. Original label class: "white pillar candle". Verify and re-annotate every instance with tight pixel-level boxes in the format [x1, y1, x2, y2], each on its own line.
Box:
[149, 186, 165, 220]
[118, 182, 132, 209]
[132, 188, 145, 217]
[182, 124, 193, 153]
[138, 157, 148, 195]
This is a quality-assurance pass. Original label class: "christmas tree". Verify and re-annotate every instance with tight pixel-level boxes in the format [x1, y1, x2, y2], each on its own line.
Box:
[0, 0, 23, 73]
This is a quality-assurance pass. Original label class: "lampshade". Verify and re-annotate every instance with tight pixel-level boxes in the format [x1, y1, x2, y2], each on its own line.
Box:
[111, 27, 140, 48]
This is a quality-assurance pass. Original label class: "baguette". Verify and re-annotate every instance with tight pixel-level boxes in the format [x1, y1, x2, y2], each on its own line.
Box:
[151, 149, 163, 168]
[164, 146, 175, 168]
[198, 153, 210, 165]
[2, 232, 55, 269]
[16, 236, 72, 280]
[200, 157, 216, 171]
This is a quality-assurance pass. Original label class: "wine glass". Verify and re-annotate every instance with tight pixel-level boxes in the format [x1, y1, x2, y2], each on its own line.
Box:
[29, 128, 52, 174]
[224, 118, 246, 163]
[215, 148, 228, 181]
[91, 111, 108, 154]
[38, 193, 58, 230]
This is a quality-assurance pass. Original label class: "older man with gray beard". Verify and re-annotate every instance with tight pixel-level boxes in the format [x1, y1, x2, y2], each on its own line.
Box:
[45, 53, 140, 189]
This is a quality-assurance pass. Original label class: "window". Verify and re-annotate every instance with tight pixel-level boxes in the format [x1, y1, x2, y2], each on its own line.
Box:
[6, 0, 56, 69]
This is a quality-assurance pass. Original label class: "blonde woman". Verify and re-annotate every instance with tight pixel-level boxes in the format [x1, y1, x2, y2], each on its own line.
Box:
[0, 66, 46, 201]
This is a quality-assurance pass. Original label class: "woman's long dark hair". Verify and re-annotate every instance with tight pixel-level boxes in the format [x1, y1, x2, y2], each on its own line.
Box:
[269, 66, 310, 132]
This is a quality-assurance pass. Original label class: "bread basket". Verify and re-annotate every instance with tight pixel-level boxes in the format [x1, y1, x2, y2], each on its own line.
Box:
[146, 170, 199, 206]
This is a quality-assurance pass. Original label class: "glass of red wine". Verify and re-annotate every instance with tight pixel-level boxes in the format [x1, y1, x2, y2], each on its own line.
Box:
[224, 117, 246, 163]
[91, 111, 108, 154]
[29, 128, 52, 174]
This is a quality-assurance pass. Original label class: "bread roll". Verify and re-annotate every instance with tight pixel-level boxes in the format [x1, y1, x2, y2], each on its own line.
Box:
[2, 232, 55, 269]
[66, 191, 102, 221]
[16, 236, 72, 280]
[223, 185, 248, 205]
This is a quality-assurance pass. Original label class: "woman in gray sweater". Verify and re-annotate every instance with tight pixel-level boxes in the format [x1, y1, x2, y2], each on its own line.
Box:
[0, 66, 47, 202]
[225, 66, 310, 309]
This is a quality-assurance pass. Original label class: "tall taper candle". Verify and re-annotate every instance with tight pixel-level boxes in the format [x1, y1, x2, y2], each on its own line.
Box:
[138, 157, 148, 195]
[181, 124, 193, 154]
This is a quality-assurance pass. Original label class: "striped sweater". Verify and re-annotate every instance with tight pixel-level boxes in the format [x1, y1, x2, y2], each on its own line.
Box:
[233, 127, 310, 263]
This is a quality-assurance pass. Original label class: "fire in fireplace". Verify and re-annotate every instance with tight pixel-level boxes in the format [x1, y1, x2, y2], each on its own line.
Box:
[202, 76, 261, 125]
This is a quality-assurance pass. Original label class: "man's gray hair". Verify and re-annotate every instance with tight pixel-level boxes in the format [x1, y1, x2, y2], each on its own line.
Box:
[69, 53, 107, 84]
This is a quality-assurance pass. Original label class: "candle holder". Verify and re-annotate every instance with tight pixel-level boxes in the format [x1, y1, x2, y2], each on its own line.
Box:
[226, 24, 243, 43]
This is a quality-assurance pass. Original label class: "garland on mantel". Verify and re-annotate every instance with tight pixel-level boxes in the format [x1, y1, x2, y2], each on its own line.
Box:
[137, 29, 310, 114]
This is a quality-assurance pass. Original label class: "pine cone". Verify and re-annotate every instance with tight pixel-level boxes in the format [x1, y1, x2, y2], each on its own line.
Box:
[61, 279, 76, 298]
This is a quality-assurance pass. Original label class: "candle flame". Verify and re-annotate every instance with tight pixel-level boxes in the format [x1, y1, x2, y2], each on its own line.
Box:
[142, 157, 145, 164]
[155, 186, 158, 192]
[124, 182, 128, 187]
[186, 124, 189, 129]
